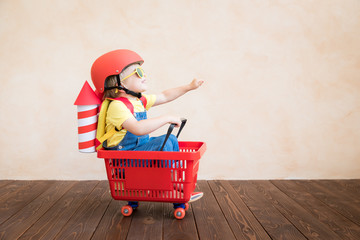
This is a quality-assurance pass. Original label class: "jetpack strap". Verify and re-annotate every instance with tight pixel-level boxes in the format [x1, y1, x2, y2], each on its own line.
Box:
[117, 97, 134, 114]
[96, 128, 117, 150]
[109, 97, 147, 113]
[139, 96, 147, 109]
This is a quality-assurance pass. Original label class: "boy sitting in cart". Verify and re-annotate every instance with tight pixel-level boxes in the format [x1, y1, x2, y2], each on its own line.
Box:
[91, 49, 204, 203]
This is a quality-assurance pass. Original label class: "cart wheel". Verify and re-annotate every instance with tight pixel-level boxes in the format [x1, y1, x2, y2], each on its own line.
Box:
[184, 203, 189, 211]
[121, 205, 133, 217]
[174, 208, 186, 220]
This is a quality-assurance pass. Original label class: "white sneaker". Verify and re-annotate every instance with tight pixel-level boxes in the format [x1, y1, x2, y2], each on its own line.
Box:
[189, 192, 203, 203]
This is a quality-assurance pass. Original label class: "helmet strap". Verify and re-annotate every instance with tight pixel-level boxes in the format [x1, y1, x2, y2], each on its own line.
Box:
[115, 75, 142, 98]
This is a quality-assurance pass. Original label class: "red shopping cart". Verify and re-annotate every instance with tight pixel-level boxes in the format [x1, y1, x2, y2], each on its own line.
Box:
[97, 119, 206, 219]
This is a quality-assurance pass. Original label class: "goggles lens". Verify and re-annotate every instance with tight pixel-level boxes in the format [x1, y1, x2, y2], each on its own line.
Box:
[135, 67, 144, 78]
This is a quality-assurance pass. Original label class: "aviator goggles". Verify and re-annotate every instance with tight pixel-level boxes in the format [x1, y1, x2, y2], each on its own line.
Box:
[121, 67, 146, 81]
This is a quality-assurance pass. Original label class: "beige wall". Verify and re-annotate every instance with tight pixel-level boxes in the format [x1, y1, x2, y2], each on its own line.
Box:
[1, 0, 359, 180]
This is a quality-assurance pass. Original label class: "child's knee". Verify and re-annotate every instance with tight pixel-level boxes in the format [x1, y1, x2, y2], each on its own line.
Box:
[164, 134, 179, 151]
[168, 135, 179, 147]
[169, 134, 178, 143]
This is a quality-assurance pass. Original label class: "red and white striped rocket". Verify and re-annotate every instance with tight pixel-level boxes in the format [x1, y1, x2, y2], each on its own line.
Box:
[74, 81, 102, 153]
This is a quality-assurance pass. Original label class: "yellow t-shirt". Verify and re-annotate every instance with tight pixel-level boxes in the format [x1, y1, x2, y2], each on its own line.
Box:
[105, 94, 156, 147]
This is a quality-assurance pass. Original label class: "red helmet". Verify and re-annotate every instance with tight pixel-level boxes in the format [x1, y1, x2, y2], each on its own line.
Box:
[91, 49, 144, 93]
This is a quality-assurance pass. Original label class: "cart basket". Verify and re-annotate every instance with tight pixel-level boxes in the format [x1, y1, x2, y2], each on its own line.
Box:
[98, 141, 206, 203]
[98, 119, 206, 203]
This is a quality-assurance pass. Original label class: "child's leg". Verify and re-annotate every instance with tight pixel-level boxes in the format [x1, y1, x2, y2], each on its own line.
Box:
[134, 134, 179, 152]
[134, 134, 179, 168]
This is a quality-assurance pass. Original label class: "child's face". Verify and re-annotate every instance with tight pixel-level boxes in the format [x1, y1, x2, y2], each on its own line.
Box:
[121, 64, 148, 93]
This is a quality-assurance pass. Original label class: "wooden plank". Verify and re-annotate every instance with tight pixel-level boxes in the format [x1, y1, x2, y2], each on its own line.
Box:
[0, 181, 74, 240]
[0, 181, 40, 202]
[163, 200, 199, 240]
[209, 180, 271, 240]
[19, 181, 98, 240]
[91, 199, 132, 240]
[0, 181, 54, 225]
[230, 180, 307, 240]
[191, 180, 236, 240]
[272, 180, 360, 240]
[54, 181, 112, 240]
[296, 180, 360, 225]
[0, 180, 14, 189]
[250, 180, 341, 239]
[126, 201, 164, 240]
[315, 180, 360, 204]
[337, 179, 360, 194]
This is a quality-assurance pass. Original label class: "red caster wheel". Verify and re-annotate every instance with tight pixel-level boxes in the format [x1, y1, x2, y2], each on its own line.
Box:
[174, 208, 186, 220]
[121, 205, 133, 217]
[184, 203, 189, 211]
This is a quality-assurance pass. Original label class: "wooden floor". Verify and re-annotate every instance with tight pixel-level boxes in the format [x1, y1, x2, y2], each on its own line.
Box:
[0, 180, 360, 240]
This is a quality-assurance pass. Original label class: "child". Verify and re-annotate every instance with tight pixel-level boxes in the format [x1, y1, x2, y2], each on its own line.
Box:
[91, 49, 204, 202]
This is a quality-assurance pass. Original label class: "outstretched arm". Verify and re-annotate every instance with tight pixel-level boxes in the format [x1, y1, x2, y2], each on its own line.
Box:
[153, 78, 204, 106]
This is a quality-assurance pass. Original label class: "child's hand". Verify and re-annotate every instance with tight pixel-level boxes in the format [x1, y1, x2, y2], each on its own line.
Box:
[189, 78, 204, 90]
[167, 115, 182, 128]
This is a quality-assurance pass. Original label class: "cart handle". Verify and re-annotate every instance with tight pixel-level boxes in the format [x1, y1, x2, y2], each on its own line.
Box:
[160, 118, 187, 151]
